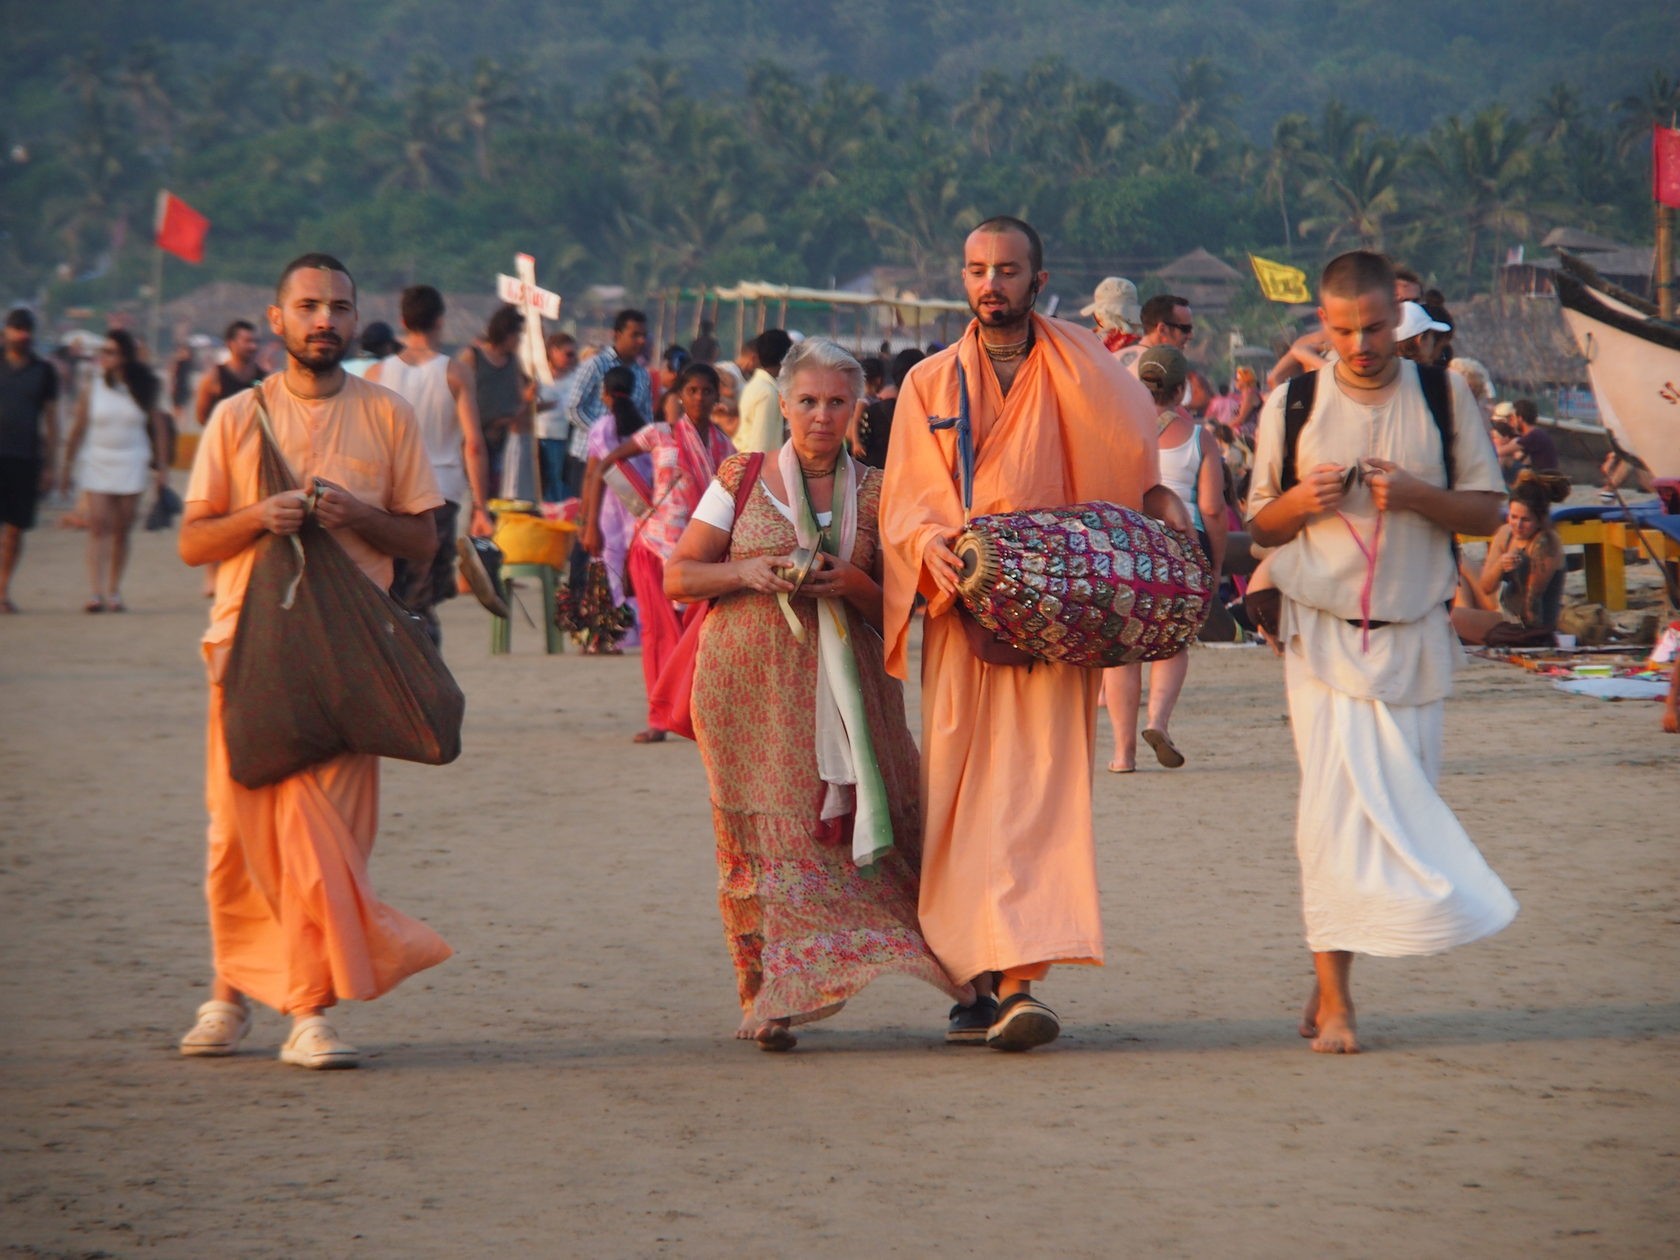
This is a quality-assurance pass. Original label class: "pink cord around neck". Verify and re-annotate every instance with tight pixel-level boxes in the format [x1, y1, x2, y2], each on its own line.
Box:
[1336, 510, 1383, 652]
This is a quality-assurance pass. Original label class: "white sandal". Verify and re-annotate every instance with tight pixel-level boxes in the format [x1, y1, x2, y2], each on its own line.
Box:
[279, 1016, 360, 1070]
[179, 999, 253, 1057]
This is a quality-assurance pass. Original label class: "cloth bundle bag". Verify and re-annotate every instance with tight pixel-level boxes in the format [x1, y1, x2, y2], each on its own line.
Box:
[220, 395, 466, 789]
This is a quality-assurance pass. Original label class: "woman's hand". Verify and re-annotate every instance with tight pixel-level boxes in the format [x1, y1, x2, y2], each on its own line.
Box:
[801, 552, 868, 602]
[1499, 550, 1522, 573]
[736, 554, 796, 594]
[581, 521, 603, 557]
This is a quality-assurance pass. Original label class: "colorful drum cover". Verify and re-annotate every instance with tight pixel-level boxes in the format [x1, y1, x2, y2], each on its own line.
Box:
[953, 501, 1211, 667]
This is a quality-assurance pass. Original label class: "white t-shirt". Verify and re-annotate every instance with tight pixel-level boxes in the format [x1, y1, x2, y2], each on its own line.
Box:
[1247, 361, 1503, 704]
[693, 476, 831, 533]
[536, 369, 574, 441]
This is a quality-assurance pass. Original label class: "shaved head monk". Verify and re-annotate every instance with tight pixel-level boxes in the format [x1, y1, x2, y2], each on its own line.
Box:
[1247, 250, 1515, 1054]
[177, 253, 450, 1069]
[879, 216, 1191, 1050]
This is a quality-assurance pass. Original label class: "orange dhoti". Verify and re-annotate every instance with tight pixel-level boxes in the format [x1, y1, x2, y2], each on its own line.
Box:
[881, 314, 1161, 984]
[186, 375, 453, 1016]
[917, 611, 1106, 982]
[203, 682, 452, 1014]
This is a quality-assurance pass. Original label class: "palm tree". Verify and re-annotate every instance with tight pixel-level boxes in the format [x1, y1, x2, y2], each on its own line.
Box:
[1262, 112, 1312, 246]
[463, 58, 525, 181]
[321, 62, 372, 126]
[953, 71, 1017, 160]
[1419, 107, 1535, 292]
[1616, 71, 1680, 157]
[269, 67, 320, 127]
[116, 40, 179, 156]
[1298, 128, 1405, 252]
[382, 57, 461, 193]
[864, 156, 981, 293]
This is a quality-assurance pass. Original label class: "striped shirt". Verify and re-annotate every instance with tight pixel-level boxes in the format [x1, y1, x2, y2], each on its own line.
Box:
[564, 348, 652, 459]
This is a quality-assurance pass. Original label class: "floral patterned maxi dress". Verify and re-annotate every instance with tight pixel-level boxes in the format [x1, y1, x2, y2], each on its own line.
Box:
[691, 454, 966, 1025]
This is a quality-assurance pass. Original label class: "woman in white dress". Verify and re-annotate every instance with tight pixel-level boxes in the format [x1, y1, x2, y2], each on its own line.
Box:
[59, 330, 168, 611]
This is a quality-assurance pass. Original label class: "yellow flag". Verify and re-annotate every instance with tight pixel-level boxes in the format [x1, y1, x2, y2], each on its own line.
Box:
[1249, 254, 1312, 304]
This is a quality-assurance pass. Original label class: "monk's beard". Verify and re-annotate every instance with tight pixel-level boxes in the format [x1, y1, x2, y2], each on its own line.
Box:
[970, 283, 1038, 335]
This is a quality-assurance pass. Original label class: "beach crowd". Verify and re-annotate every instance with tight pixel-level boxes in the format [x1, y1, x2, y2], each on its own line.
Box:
[3, 215, 1674, 1072]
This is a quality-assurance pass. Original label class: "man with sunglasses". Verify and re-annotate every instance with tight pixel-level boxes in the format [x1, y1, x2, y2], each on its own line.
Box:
[1113, 293, 1193, 375]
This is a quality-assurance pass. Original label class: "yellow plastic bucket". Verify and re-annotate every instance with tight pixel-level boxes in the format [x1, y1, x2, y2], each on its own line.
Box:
[493, 513, 576, 568]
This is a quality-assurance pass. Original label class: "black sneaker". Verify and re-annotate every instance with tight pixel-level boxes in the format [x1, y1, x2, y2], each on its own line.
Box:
[945, 994, 1000, 1044]
[457, 536, 510, 618]
[985, 993, 1061, 1052]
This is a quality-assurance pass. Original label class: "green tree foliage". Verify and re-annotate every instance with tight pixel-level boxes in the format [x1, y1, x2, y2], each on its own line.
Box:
[1, 3, 1675, 320]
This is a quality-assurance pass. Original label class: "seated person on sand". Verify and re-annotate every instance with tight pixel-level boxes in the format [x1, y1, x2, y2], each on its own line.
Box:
[1452, 471, 1569, 645]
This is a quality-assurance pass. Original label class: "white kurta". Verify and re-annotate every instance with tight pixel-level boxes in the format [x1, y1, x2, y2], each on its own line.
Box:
[1249, 364, 1517, 956]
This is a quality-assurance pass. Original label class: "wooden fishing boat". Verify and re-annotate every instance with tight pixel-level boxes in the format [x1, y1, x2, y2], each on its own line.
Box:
[1554, 253, 1680, 479]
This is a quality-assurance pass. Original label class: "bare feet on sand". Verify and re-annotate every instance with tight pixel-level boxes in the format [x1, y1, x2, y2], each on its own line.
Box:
[1300, 982, 1360, 1051]
[735, 1012, 757, 1040]
[1312, 1010, 1360, 1054]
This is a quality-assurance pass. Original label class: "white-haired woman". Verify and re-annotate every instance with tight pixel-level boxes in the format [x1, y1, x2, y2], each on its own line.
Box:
[665, 339, 969, 1051]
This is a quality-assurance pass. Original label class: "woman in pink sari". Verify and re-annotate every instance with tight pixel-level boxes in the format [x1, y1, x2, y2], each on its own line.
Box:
[584, 362, 734, 741]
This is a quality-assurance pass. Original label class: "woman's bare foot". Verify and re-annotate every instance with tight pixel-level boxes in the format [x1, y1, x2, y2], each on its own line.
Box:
[754, 1018, 796, 1052]
[1299, 983, 1320, 1038]
[735, 1011, 757, 1040]
[1311, 1009, 1360, 1054]
[632, 728, 666, 744]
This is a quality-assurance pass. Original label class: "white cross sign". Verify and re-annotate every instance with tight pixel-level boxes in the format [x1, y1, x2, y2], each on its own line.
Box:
[497, 252, 562, 384]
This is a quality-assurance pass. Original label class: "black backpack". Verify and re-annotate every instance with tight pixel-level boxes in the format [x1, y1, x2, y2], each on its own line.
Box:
[1278, 363, 1455, 492]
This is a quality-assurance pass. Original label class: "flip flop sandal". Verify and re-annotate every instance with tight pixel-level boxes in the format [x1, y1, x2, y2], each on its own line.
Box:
[0, 599, 17, 614]
[278, 1016, 360, 1069]
[456, 536, 510, 618]
[1142, 728, 1185, 768]
[755, 1021, 797, 1052]
[84, 598, 105, 613]
[632, 729, 667, 744]
[985, 993, 1061, 1052]
[179, 999, 253, 1057]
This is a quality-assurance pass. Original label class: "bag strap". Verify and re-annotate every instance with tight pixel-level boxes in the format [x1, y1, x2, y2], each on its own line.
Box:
[1281, 365, 1455, 491]
[249, 384, 312, 609]
[1416, 362, 1455, 489]
[723, 453, 765, 561]
[1279, 370, 1318, 493]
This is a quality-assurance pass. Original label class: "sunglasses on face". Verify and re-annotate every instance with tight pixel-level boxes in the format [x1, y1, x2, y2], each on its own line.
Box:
[1164, 321, 1193, 336]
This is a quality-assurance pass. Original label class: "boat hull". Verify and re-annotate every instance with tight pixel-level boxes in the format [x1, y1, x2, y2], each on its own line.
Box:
[1555, 269, 1680, 479]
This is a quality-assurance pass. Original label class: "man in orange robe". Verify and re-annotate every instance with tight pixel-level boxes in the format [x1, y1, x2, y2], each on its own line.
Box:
[177, 253, 451, 1069]
[881, 217, 1187, 1051]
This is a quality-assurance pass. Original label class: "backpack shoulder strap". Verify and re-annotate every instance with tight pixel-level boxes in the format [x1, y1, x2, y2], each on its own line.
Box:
[1415, 363, 1455, 488]
[1279, 370, 1318, 493]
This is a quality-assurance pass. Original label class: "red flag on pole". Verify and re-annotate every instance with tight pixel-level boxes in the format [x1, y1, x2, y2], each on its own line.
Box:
[1655, 125, 1680, 209]
[154, 190, 209, 263]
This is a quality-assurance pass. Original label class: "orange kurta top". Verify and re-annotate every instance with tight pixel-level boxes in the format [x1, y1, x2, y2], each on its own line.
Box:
[880, 314, 1159, 982]
[185, 373, 449, 1014]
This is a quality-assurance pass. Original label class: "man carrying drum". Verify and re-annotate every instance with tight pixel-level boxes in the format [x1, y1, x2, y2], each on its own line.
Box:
[879, 216, 1190, 1051]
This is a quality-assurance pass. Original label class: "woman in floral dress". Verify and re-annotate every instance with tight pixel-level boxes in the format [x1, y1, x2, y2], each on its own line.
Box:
[665, 339, 968, 1050]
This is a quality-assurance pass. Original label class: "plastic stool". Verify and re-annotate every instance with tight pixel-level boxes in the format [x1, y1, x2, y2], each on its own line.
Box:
[490, 563, 564, 654]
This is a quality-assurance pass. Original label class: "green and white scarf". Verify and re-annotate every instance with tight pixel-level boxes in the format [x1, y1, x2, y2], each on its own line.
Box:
[776, 441, 893, 869]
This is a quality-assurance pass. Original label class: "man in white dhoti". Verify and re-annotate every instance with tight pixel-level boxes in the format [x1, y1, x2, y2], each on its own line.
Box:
[1248, 250, 1517, 1054]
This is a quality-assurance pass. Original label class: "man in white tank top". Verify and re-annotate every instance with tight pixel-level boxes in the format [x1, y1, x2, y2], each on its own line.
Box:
[367, 285, 492, 644]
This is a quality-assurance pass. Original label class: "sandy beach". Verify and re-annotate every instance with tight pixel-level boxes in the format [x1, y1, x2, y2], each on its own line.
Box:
[2, 489, 1676, 1259]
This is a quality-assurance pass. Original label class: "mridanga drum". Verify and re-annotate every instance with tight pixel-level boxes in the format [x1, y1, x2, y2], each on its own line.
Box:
[953, 502, 1211, 667]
